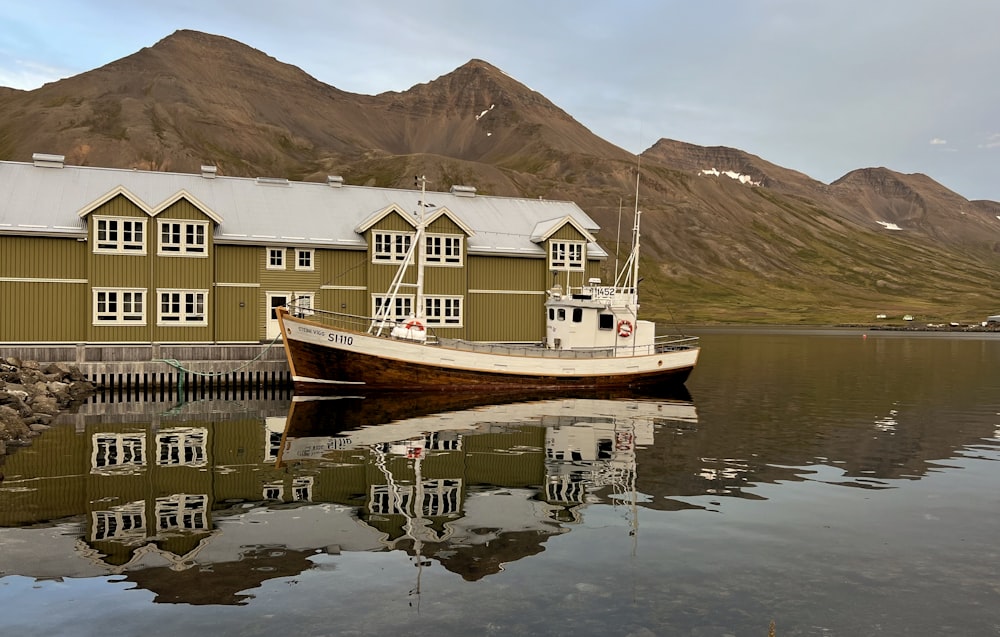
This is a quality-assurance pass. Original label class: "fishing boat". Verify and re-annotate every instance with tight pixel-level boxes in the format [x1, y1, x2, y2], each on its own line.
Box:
[276, 178, 698, 393]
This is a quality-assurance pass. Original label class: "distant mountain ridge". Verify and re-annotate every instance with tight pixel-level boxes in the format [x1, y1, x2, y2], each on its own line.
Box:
[1, 29, 997, 323]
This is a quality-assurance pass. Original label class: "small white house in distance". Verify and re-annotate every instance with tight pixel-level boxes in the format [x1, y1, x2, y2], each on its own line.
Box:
[987, 314, 1000, 324]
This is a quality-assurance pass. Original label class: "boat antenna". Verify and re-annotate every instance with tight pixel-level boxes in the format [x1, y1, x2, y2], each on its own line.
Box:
[630, 157, 642, 307]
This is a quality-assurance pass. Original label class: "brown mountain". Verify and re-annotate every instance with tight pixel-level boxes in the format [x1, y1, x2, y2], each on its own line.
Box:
[2, 29, 998, 324]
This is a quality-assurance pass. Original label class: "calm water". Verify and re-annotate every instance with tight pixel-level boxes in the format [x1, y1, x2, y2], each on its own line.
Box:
[1, 331, 999, 636]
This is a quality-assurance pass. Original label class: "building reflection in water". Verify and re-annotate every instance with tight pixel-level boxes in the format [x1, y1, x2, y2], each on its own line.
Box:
[0, 390, 697, 604]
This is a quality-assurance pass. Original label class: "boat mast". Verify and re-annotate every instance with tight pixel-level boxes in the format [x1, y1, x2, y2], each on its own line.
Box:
[414, 175, 427, 324]
[372, 176, 428, 336]
[629, 163, 641, 307]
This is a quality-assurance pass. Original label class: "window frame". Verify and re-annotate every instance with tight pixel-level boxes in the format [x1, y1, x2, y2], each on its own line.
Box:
[291, 292, 315, 317]
[157, 289, 209, 327]
[266, 247, 286, 270]
[93, 215, 146, 254]
[157, 219, 209, 256]
[424, 295, 464, 327]
[372, 294, 414, 321]
[92, 288, 147, 326]
[372, 231, 414, 263]
[549, 240, 585, 271]
[295, 248, 315, 271]
[424, 233, 464, 266]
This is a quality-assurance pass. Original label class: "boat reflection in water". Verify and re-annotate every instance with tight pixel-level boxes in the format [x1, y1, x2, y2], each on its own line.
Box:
[0, 388, 696, 604]
[274, 388, 697, 582]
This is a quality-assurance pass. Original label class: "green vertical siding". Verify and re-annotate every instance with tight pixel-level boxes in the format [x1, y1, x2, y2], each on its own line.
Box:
[466, 292, 546, 341]
[0, 235, 87, 278]
[468, 255, 547, 291]
[0, 235, 88, 341]
[216, 245, 260, 283]
[215, 286, 259, 341]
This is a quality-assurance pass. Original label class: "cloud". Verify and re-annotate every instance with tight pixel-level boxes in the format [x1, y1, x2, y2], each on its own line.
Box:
[929, 138, 947, 145]
[979, 133, 1000, 150]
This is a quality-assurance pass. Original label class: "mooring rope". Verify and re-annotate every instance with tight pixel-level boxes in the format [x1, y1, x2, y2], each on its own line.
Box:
[154, 331, 284, 379]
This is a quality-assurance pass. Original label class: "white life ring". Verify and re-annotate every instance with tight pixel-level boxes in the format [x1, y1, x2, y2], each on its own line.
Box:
[617, 319, 633, 338]
[405, 319, 425, 332]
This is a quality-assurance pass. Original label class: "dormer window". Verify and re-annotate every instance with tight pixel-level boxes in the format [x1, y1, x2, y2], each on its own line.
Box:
[549, 240, 584, 270]
[158, 220, 208, 256]
[94, 216, 145, 254]
[425, 234, 463, 266]
[373, 231, 413, 263]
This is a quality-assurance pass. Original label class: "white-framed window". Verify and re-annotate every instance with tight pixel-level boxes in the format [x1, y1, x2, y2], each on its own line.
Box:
[372, 231, 413, 263]
[425, 234, 463, 266]
[156, 494, 209, 531]
[157, 289, 208, 326]
[158, 220, 208, 256]
[291, 292, 314, 317]
[295, 248, 314, 271]
[93, 288, 146, 325]
[372, 294, 414, 321]
[92, 433, 146, 471]
[293, 477, 314, 502]
[263, 482, 284, 501]
[549, 240, 585, 270]
[156, 427, 208, 466]
[267, 247, 285, 270]
[424, 296, 463, 327]
[92, 502, 146, 541]
[94, 216, 146, 254]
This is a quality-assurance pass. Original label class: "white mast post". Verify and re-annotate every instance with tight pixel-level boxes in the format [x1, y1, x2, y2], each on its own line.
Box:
[414, 175, 427, 324]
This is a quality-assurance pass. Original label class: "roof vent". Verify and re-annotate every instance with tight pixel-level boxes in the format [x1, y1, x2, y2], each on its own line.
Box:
[450, 184, 477, 198]
[32, 153, 65, 168]
[255, 177, 289, 186]
[327, 175, 344, 187]
[201, 165, 218, 179]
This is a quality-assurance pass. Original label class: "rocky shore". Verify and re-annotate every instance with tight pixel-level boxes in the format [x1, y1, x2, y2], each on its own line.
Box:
[0, 357, 97, 456]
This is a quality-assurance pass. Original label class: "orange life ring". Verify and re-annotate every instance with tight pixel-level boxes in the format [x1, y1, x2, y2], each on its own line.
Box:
[617, 319, 633, 338]
[405, 319, 425, 332]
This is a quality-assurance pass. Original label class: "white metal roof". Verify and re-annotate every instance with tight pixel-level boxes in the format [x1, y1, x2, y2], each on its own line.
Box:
[0, 160, 607, 259]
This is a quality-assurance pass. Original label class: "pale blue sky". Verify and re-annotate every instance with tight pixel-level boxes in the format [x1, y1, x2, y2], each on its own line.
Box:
[2, 0, 998, 200]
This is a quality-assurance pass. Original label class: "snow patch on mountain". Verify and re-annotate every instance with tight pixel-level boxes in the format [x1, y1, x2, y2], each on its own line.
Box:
[700, 168, 760, 186]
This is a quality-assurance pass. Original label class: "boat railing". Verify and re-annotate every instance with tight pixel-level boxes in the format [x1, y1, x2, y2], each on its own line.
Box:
[287, 304, 699, 357]
[285, 305, 441, 341]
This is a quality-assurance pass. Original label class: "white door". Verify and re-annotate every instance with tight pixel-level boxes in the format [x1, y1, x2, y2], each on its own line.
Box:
[266, 292, 290, 340]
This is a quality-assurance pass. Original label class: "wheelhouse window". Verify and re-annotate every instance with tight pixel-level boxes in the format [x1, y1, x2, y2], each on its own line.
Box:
[425, 234, 463, 265]
[549, 240, 585, 270]
[158, 220, 208, 256]
[373, 231, 413, 263]
[372, 294, 413, 321]
[267, 247, 285, 269]
[599, 313, 614, 330]
[296, 248, 314, 271]
[93, 288, 146, 325]
[158, 289, 208, 326]
[94, 216, 146, 254]
[424, 296, 463, 326]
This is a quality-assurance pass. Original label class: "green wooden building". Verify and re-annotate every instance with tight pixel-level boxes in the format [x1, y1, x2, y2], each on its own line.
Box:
[0, 155, 607, 377]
